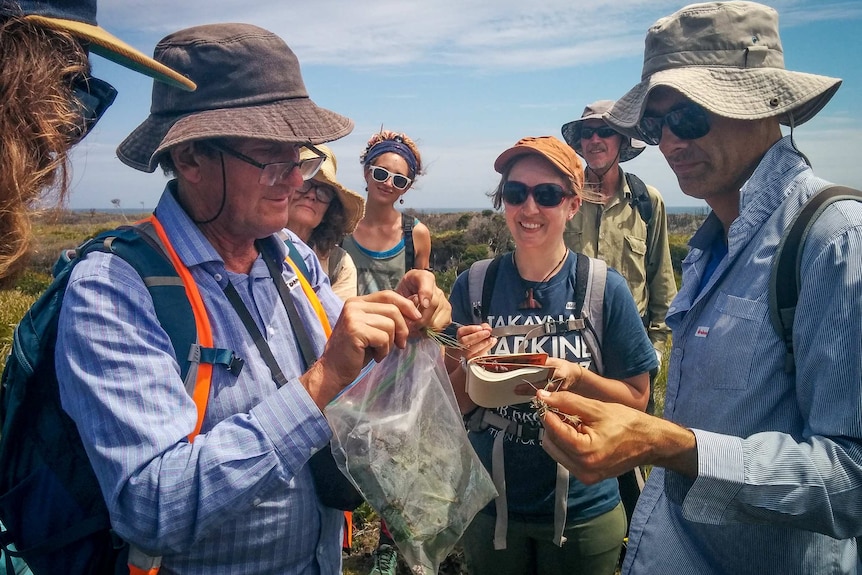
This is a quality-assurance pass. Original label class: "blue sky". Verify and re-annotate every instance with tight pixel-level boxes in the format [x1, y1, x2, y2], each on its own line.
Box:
[67, 0, 862, 211]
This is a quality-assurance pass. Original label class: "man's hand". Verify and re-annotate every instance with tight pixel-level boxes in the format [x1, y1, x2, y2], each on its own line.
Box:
[395, 269, 452, 335]
[537, 390, 698, 484]
[302, 291, 422, 408]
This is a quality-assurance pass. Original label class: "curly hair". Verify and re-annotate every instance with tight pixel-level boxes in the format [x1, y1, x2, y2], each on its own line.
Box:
[306, 191, 349, 255]
[359, 129, 423, 179]
[0, 15, 88, 285]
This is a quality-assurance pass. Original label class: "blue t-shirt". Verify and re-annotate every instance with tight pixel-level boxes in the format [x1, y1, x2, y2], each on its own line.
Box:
[450, 251, 657, 524]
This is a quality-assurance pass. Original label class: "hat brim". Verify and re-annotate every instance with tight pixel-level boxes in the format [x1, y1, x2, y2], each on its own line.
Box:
[607, 67, 841, 140]
[561, 118, 646, 163]
[25, 15, 196, 91]
[117, 98, 354, 172]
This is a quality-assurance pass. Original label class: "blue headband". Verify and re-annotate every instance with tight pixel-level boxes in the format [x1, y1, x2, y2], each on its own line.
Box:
[364, 140, 418, 177]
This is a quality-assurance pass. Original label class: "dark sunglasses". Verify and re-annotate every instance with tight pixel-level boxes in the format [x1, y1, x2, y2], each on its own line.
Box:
[70, 75, 117, 143]
[297, 182, 335, 204]
[212, 142, 326, 185]
[369, 165, 412, 190]
[639, 102, 711, 145]
[580, 125, 618, 140]
[501, 182, 569, 207]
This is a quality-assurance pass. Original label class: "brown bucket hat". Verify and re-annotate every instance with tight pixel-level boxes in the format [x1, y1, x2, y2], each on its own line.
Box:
[561, 100, 646, 162]
[117, 23, 354, 172]
[607, 1, 841, 138]
[299, 144, 365, 233]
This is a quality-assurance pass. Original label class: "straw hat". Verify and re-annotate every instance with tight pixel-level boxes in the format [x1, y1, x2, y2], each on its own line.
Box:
[607, 1, 841, 137]
[117, 23, 353, 172]
[494, 136, 584, 193]
[5, 0, 195, 91]
[561, 100, 646, 162]
[300, 145, 365, 232]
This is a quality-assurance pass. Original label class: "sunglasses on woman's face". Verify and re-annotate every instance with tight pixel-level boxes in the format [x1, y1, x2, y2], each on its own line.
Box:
[638, 102, 711, 145]
[580, 125, 618, 140]
[369, 165, 412, 190]
[501, 182, 569, 207]
[297, 182, 335, 203]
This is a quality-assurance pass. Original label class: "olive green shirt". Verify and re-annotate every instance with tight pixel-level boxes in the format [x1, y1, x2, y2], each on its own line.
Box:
[563, 169, 677, 354]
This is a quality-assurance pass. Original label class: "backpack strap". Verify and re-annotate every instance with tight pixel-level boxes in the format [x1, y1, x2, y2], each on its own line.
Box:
[283, 236, 312, 283]
[402, 213, 415, 271]
[625, 172, 653, 226]
[328, 246, 347, 280]
[769, 185, 862, 373]
[467, 256, 503, 324]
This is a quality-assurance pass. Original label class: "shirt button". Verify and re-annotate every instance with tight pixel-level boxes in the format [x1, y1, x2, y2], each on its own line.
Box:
[214, 273, 222, 282]
[267, 326, 276, 336]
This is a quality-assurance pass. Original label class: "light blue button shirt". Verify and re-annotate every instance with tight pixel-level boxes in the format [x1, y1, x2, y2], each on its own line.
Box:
[625, 138, 862, 574]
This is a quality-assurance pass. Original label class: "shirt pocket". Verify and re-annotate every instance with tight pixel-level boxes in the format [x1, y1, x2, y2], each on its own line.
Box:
[622, 234, 648, 288]
[703, 292, 768, 390]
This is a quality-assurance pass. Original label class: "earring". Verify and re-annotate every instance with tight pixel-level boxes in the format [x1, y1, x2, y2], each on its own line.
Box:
[399, 198, 404, 205]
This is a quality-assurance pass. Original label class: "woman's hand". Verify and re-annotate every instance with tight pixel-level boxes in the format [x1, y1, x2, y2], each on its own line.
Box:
[456, 323, 497, 360]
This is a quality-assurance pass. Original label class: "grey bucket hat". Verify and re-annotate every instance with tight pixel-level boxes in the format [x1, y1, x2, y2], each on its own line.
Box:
[561, 100, 646, 162]
[607, 1, 841, 138]
[117, 23, 354, 172]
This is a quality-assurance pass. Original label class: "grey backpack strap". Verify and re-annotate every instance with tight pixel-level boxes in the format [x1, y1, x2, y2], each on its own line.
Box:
[468, 258, 494, 324]
[582, 257, 607, 375]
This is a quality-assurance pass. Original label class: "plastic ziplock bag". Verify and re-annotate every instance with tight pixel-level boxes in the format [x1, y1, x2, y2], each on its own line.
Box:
[326, 338, 497, 574]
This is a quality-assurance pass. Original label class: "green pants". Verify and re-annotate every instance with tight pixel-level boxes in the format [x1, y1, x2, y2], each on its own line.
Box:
[460, 502, 626, 575]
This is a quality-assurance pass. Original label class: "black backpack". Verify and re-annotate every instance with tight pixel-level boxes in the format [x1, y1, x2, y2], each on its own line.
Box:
[0, 224, 220, 575]
[769, 185, 862, 373]
[625, 172, 653, 227]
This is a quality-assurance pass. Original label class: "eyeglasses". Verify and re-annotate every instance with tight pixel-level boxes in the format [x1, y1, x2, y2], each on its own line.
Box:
[368, 165, 412, 190]
[212, 142, 326, 186]
[580, 125, 618, 140]
[501, 182, 569, 207]
[638, 102, 711, 145]
[70, 75, 118, 143]
[297, 182, 335, 204]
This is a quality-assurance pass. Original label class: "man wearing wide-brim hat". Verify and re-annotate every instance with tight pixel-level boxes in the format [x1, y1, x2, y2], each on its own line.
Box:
[537, 2, 862, 574]
[561, 97, 678, 560]
[54, 22, 450, 574]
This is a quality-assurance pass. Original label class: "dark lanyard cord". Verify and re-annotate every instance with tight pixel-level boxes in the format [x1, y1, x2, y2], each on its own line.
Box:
[221, 239, 318, 387]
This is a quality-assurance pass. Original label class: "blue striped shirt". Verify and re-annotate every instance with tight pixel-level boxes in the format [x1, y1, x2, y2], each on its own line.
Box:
[56, 185, 346, 574]
[624, 137, 862, 574]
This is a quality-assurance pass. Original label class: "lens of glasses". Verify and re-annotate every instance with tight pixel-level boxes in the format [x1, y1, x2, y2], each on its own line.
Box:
[580, 126, 618, 140]
[297, 156, 325, 181]
[501, 182, 567, 207]
[299, 183, 335, 203]
[639, 103, 710, 145]
[370, 166, 411, 190]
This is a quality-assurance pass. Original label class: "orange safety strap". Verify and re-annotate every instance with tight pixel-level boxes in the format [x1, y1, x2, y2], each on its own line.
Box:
[284, 255, 354, 550]
[143, 215, 214, 440]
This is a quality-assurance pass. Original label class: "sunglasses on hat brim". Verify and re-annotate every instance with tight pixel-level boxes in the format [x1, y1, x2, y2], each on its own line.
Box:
[501, 182, 570, 207]
[638, 102, 711, 145]
[70, 75, 118, 144]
